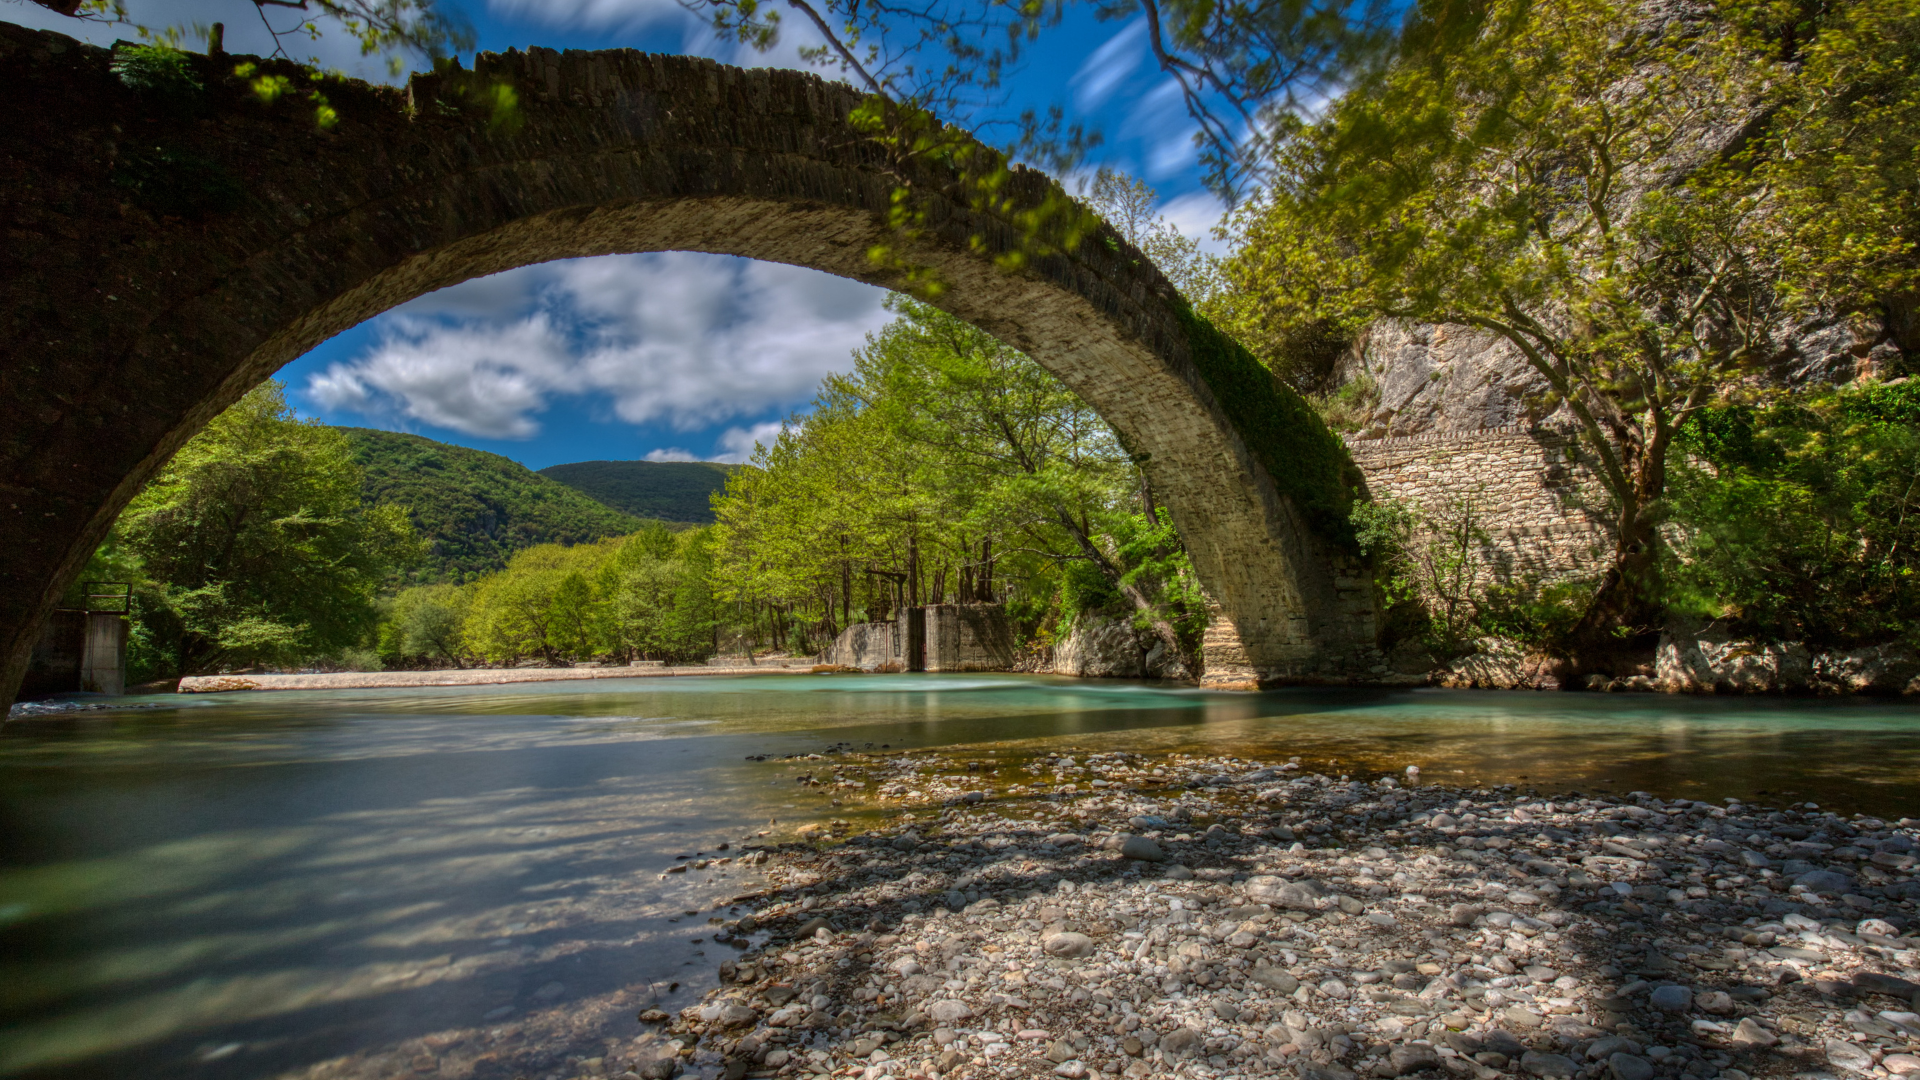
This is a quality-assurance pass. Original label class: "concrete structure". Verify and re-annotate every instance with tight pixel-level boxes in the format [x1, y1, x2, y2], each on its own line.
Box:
[20, 610, 126, 699]
[0, 23, 1382, 704]
[824, 605, 1016, 673]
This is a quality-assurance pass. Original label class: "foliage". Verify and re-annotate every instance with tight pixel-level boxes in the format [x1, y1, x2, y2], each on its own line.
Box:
[710, 296, 1211, 670]
[1664, 381, 1920, 645]
[1352, 492, 1495, 657]
[1219, 0, 1920, 645]
[1747, 0, 1920, 328]
[107, 381, 421, 677]
[374, 523, 731, 668]
[111, 43, 203, 101]
[342, 428, 647, 584]
[378, 583, 470, 667]
[683, 0, 1398, 201]
[536, 460, 737, 524]
[1082, 170, 1222, 304]
[1175, 304, 1360, 547]
[71, 0, 472, 73]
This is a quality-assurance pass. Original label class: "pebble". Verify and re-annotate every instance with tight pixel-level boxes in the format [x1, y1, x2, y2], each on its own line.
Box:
[1827, 1037, 1876, 1073]
[1042, 931, 1095, 958]
[654, 750, 1920, 1080]
[1609, 1052, 1655, 1080]
[1649, 984, 1692, 1011]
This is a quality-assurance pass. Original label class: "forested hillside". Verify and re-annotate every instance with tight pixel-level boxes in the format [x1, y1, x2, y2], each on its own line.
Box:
[537, 460, 735, 523]
[343, 429, 645, 583]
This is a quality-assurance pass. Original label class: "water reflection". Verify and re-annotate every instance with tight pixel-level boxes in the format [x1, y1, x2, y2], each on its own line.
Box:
[0, 675, 1916, 1078]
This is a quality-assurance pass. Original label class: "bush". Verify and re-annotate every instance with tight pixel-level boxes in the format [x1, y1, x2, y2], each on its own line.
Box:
[1664, 381, 1920, 645]
[1060, 559, 1122, 618]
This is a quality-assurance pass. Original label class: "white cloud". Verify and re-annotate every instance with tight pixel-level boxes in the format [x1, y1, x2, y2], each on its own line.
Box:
[1072, 18, 1146, 112]
[644, 447, 701, 462]
[714, 421, 786, 463]
[308, 314, 578, 438]
[306, 253, 890, 440]
[1159, 190, 1229, 255]
[486, 0, 689, 33]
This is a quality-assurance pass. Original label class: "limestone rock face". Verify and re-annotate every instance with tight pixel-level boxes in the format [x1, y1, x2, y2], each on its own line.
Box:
[1350, 321, 1548, 438]
[1658, 625, 1920, 694]
[1047, 614, 1189, 680]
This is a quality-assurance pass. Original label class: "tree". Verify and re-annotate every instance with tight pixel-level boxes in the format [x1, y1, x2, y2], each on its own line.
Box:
[114, 380, 421, 676]
[380, 582, 471, 667]
[685, 0, 1399, 200]
[1083, 170, 1222, 304]
[711, 297, 1211, 671]
[463, 542, 614, 664]
[1218, 0, 1919, 652]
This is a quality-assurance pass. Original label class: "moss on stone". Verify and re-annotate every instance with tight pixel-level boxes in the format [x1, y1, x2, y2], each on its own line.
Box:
[1175, 303, 1362, 549]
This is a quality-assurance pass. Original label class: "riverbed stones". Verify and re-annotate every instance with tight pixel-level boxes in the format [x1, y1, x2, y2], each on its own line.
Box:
[1390, 1044, 1441, 1075]
[1042, 931, 1095, 958]
[1159, 1026, 1202, 1057]
[1609, 1053, 1655, 1080]
[1828, 1039, 1876, 1073]
[1650, 984, 1693, 1012]
[1248, 875, 1330, 909]
[660, 750, 1920, 1080]
[1730, 1018, 1777, 1048]
[1522, 1050, 1578, 1077]
[1250, 961, 1299, 993]
[1115, 835, 1166, 861]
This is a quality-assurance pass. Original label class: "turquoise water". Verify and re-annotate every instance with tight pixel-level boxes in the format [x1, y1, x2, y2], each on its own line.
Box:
[1, 674, 1916, 1079]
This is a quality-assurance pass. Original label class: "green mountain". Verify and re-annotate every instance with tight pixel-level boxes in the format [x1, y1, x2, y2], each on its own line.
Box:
[342, 428, 646, 583]
[536, 460, 736, 524]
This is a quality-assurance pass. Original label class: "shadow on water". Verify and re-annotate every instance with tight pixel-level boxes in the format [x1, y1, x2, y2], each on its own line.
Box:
[0, 674, 1915, 1079]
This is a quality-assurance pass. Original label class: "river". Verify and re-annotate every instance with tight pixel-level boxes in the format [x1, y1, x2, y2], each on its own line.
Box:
[2, 674, 1916, 1079]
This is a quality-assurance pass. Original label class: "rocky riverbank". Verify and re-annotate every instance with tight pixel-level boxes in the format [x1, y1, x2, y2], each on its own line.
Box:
[633, 752, 1920, 1080]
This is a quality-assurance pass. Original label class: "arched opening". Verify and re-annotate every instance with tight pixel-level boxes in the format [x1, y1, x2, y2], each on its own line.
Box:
[0, 29, 1378, 703]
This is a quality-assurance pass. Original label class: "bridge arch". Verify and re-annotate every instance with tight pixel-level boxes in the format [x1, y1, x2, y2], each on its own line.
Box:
[0, 22, 1379, 701]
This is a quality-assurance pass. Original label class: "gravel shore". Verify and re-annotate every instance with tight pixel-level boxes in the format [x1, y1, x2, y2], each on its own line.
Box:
[629, 749, 1920, 1080]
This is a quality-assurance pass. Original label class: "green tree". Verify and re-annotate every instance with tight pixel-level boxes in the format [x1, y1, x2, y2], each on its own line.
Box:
[379, 582, 471, 667]
[711, 297, 1211, 670]
[113, 381, 421, 676]
[463, 542, 615, 664]
[1221, 0, 1919, 650]
[1665, 382, 1920, 644]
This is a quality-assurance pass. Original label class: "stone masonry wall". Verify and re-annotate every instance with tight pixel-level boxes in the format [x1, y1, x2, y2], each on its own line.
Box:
[1343, 426, 1611, 588]
[923, 605, 1017, 673]
[824, 605, 1014, 672]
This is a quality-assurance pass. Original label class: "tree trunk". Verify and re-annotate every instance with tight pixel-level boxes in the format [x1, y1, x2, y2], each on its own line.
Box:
[841, 539, 851, 631]
[907, 536, 920, 607]
[1566, 432, 1669, 667]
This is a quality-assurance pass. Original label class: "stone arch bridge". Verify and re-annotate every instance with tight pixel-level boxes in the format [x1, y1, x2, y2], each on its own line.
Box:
[0, 21, 1379, 703]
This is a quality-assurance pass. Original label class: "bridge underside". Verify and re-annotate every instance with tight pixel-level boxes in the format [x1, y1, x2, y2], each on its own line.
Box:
[0, 22, 1381, 703]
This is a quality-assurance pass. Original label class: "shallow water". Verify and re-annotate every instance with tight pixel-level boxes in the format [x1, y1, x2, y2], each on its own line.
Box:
[1, 674, 1916, 1078]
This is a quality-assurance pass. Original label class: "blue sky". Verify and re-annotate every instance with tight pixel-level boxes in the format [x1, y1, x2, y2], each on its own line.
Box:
[8, 0, 1229, 469]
